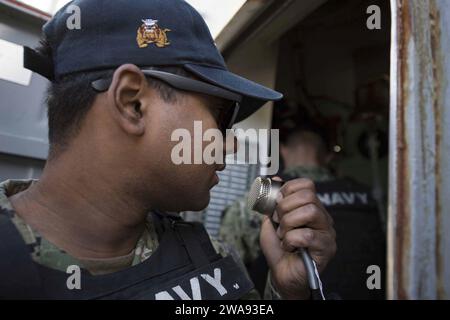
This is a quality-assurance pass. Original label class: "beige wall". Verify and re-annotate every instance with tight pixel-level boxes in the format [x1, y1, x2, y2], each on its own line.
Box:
[226, 41, 279, 132]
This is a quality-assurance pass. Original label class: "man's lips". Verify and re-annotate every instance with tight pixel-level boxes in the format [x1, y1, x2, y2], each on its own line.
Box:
[211, 164, 225, 187]
[212, 172, 220, 186]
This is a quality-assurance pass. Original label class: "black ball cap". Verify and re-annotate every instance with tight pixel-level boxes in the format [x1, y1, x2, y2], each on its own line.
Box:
[24, 0, 283, 123]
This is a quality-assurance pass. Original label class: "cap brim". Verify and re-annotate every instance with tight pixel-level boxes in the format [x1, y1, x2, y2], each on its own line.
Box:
[184, 64, 283, 123]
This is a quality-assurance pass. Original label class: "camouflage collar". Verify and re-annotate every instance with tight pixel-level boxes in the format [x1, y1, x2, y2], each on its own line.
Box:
[0, 179, 158, 275]
[0, 179, 36, 212]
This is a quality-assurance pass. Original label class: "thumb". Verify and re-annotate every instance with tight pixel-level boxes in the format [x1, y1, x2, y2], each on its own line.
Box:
[269, 176, 283, 223]
[260, 215, 283, 269]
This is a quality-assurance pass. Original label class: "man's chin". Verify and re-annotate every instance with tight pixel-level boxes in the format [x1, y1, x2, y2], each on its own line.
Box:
[187, 194, 211, 211]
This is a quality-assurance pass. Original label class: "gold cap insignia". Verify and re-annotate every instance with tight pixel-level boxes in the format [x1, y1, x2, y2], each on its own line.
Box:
[137, 19, 171, 48]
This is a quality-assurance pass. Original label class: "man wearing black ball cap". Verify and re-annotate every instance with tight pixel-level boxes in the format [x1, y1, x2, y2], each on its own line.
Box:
[0, 0, 335, 299]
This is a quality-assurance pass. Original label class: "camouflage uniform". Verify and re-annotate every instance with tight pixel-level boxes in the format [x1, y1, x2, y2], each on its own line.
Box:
[219, 166, 334, 268]
[0, 179, 263, 299]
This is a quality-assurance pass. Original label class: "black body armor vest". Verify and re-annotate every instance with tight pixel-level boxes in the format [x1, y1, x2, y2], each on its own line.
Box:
[0, 210, 254, 300]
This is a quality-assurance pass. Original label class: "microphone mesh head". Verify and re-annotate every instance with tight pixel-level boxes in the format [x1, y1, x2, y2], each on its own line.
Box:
[247, 177, 271, 212]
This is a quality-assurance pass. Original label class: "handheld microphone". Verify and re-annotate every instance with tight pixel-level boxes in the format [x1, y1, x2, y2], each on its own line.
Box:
[248, 177, 325, 300]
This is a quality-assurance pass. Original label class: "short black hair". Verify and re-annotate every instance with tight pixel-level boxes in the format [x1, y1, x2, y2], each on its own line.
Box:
[36, 38, 191, 158]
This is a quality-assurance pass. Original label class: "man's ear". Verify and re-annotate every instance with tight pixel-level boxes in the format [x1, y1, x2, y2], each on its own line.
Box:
[107, 64, 148, 136]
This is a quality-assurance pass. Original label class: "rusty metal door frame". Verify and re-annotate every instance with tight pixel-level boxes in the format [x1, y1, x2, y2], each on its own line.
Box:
[388, 0, 450, 299]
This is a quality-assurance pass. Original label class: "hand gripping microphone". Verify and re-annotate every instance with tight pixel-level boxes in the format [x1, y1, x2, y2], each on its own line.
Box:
[248, 177, 325, 300]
